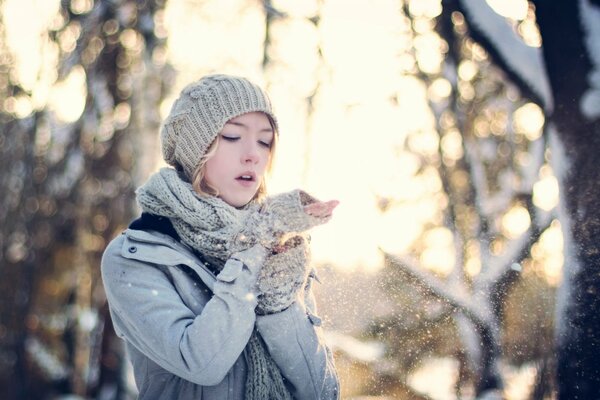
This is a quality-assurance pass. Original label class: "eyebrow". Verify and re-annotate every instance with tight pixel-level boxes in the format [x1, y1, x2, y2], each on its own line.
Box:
[225, 121, 273, 133]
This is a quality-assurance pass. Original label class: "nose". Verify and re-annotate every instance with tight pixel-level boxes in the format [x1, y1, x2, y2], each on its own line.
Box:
[242, 142, 260, 164]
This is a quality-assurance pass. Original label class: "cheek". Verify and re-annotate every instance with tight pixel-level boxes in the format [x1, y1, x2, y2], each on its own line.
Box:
[204, 159, 222, 183]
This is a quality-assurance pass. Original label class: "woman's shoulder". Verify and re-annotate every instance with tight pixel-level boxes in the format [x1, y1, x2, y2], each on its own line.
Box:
[102, 223, 220, 292]
[102, 213, 182, 266]
[102, 232, 127, 264]
[102, 228, 188, 268]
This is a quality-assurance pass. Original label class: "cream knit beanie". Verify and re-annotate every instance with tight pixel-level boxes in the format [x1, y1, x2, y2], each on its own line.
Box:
[161, 74, 278, 180]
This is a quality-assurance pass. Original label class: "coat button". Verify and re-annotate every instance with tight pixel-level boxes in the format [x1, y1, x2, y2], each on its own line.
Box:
[128, 246, 137, 253]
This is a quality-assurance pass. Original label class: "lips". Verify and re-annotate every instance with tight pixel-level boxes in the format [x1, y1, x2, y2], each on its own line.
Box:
[235, 171, 257, 187]
[236, 171, 256, 181]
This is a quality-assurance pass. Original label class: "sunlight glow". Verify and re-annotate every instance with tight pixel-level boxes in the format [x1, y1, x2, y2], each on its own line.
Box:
[503, 363, 538, 400]
[533, 175, 559, 211]
[465, 240, 482, 276]
[441, 129, 464, 161]
[429, 78, 452, 101]
[420, 227, 455, 275]
[486, 0, 528, 20]
[408, 357, 459, 399]
[164, 0, 265, 75]
[273, 0, 319, 18]
[408, 0, 442, 18]
[414, 32, 444, 74]
[535, 221, 563, 286]
[514, 103, 545, 140]
[2, 0, 60, 90]
[458, 60, 478, 81]
[70, 0, 93, 15]
[50, 65, 87, 123]
[501, 205, 531, 239]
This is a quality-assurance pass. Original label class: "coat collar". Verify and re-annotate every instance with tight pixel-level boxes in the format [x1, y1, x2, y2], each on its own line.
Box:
[122, 227, 218, 292]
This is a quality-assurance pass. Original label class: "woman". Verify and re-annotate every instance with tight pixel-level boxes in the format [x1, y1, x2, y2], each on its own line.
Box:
[101, 74, 340, 399]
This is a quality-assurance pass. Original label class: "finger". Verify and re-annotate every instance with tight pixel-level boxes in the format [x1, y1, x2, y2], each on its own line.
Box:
[304, 200, 339, 216]
[313, 201, 339, 217]
[321, 200, 339, 214]
[305, 205, 330, 217]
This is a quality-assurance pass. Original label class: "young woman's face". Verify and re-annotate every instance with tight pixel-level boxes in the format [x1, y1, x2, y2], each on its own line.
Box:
[204, 112, 274, 208]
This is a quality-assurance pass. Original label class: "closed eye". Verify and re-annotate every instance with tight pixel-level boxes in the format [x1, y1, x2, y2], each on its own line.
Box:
[259, 140, 272, 148]
[221, 135, 240, 142]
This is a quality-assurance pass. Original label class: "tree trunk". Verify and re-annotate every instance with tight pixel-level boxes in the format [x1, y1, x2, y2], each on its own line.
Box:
[0, 0, 170, 397]
[535, 0, 600, 398]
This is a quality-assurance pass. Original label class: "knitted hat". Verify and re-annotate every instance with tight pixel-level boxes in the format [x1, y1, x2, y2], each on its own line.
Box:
[161, 74, 278, 180]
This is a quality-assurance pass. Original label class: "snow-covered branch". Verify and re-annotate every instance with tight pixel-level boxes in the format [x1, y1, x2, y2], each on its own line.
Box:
[457, 0, 553, 112]
[479, 228, 530, 287]
[26, 337, 70, 381]
[480, 201, 553, 289]
[519, 136, 546, 192]
[463, 137, 494, 219]
[579, 0, 600, 119]
[383, 251, 490, 326]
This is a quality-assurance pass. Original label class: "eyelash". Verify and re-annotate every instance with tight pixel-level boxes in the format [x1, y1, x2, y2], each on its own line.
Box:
[221, 135, 272, 149]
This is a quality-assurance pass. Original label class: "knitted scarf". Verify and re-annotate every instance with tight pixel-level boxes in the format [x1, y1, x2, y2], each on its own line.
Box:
[136, 168, 322, 399]
[135, 168, 258, 264]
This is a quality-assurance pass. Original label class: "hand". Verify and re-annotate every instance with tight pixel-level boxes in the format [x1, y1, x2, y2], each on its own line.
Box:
[256, 238, 311, 314]
[303, 199, 339, 219]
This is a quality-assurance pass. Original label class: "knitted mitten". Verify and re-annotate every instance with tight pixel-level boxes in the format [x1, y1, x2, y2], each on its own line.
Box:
[231, 190, 325, 253]
[255, 235, 311, 314]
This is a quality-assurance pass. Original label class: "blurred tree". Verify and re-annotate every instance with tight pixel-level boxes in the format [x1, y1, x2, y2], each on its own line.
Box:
[0, 0, 171, 398]
[452, 0, 600, 398]
[374, 0, 555, 398]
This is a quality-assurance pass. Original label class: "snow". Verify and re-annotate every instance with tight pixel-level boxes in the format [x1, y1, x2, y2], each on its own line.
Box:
[459, 0, 553, 111]
[456, 313, 482, 372]
[520, 136, 545, 191]
[548, 124, 578, 343]
[324, 331, 384, 363]
[579, 0, 600, 119]
[407, 357, 459, 400]
[463, 138, 489, 216]
[501, 362, 539, 400]
[383, 252, 490, 325]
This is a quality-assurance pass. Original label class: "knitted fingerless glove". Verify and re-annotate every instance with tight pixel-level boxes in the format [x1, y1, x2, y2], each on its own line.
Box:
[231, 189, 325, 253]
[255, 235, 311, 314]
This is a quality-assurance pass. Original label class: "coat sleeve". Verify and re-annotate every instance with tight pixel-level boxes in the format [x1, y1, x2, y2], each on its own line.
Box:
[255, 270, 340, 400]
[101, 234, 258, 386]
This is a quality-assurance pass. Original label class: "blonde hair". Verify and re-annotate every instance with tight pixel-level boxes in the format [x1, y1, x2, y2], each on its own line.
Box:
[192, 114, 278, 203]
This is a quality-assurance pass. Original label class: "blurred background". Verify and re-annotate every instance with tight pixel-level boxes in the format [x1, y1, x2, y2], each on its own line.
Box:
[1, 0, 598, 399]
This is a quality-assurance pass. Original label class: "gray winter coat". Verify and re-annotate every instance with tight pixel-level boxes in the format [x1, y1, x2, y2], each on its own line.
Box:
[101, 227, 340, 399]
